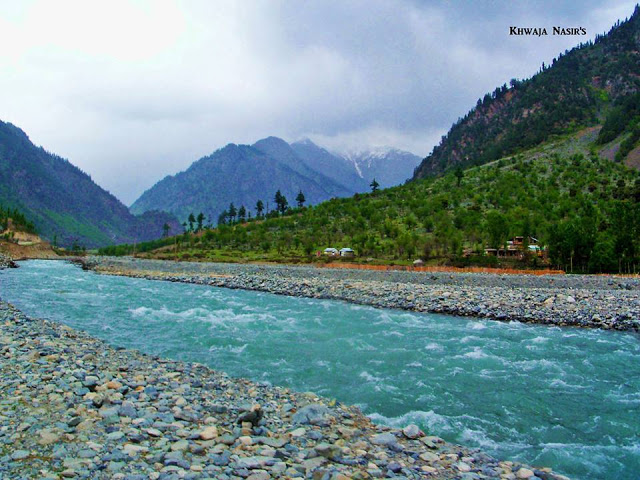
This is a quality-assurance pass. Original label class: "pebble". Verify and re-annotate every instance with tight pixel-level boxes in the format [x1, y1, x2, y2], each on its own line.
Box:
[198, 425, 218, 440]
[11, 450, 30, 460]
[402, 423, 422, 439]
[371, 432, 397, 447]
[170, 439, 189, 451]
[517, 467, 536, 478]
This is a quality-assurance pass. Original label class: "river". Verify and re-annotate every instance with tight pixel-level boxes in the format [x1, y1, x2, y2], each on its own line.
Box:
[1, 260, 639, 479]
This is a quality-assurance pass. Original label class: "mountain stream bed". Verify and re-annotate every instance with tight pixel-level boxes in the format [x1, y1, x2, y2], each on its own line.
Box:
[1, 260, 639, 479]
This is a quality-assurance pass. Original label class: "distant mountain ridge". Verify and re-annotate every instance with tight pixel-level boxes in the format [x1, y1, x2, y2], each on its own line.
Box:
[130, 141, 350, 225]
[0, 120, 180, 248]
[252, 137, 357, 197]
[130, 137, 420, 223]
[413, 5, 640, 179]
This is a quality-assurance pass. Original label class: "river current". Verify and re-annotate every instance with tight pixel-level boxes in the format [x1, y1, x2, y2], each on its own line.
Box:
[1, 260, 639, 479]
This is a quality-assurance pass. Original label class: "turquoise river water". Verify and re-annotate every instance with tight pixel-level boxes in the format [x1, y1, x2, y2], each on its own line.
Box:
[1, 260, 639, 479]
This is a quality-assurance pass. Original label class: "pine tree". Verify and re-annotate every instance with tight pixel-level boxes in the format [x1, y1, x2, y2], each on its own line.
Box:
[279, 195, 288, 215]
[455, 167, 464, 187]
[296, 190, 306, 208]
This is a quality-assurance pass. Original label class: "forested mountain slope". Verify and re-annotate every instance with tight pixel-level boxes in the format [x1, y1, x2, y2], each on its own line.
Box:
[414, 6, 640, 179]
[129, 141, 353, 225]
[0, 121, 179, 247]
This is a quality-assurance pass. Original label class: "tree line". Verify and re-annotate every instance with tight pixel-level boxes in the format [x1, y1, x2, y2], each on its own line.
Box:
[216, 189, 307, 226]
[100, 150, 640, 274]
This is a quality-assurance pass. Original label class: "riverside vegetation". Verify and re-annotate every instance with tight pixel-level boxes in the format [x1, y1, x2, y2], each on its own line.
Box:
[99, 129, 640, 274]
[0, 205, 36, 236]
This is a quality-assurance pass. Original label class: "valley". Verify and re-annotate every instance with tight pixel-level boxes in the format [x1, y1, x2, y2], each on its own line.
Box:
[1, 5, 639, 480]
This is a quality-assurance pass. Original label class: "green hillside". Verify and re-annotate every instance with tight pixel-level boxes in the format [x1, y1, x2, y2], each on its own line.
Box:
[100, 129, 640, 274]
[0, 120, 180, 248]
[413, 6, 640, 179]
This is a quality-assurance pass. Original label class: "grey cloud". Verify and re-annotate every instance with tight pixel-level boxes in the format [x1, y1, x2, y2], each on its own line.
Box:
[0, 0, 634, 204]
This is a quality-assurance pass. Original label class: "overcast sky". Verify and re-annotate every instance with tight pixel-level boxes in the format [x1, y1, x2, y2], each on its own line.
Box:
[0, 1, 636, 204]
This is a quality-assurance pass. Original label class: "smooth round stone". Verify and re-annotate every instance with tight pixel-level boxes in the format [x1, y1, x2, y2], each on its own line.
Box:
[199, 426, 218, 440]
[171, 439, 189, 451]
[517, 468, 535, 479]
[11, 450, 30, 460]
[107, 431, 125, 441]
[371, 433, 397, 446]
[78, 449, 97, 458]
[402, 424, 421, 439]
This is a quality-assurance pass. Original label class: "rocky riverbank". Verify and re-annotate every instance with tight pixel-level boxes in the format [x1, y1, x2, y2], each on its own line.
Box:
[0, 300, 569, 480]
[88, 257, 640, 332]
[0, 251, 18, 269]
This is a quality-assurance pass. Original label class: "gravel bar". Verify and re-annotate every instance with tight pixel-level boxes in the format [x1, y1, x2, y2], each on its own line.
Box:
[88, 257, 640, 332]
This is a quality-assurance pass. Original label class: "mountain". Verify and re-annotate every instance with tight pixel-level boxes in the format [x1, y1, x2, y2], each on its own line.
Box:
[252, 137, 356, 197]
[0, 120, 180, 248]
[413, 5, 640, 179]
[290, 139, 369, 192]
[289, 139, 421, 190]
[341, 147, 421, 188]
[131, 136, 419, 224]
[132, 128, 640, 274]
[129, 141, 353, 224]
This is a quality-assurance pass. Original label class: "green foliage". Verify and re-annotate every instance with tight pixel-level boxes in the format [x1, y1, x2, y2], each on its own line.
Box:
[597, 93, 640, 145]
[108, 140, 640, 274]
[0, 205, 36, 234]
[296, 190, 306, 208]
[274, 190, 288, 215]
[485, 211, 509, 249]
[255, 200, 264, 217]
[615, 125, 640, 162]
[454, 167, 464, 187]
[97, 235, 176, 256]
